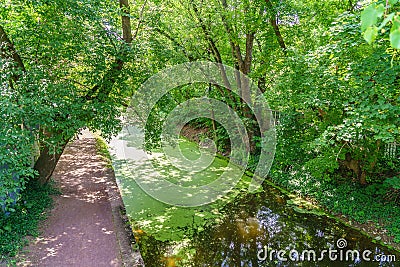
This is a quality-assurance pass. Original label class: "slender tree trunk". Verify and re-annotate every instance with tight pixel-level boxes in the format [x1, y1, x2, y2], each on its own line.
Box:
[0, 25, 25, 77]
[85, 0, 133, 101]
[0, 25, 26, 88]
[190, 1, 238, 109]
[359, 171, 367, 185]
[208, 83, 218, 147]
[120, 0, 133, 43]
[219, 0, 257, 152]
[265, 0, 287, 55]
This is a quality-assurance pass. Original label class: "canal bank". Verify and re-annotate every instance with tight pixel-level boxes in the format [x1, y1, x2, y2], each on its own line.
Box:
[108, 125, 400, 266]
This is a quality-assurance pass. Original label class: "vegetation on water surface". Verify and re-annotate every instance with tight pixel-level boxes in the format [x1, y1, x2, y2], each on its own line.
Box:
[0, 0, 399, 260]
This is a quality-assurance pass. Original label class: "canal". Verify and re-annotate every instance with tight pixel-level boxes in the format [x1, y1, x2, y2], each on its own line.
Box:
[109, 126, 399, 267]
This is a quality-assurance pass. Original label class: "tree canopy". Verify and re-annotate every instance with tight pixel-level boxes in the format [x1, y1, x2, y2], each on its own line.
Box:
[0, 0, 399, 222]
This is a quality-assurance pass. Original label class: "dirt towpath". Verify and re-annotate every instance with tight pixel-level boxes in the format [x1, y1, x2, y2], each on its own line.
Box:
[18, 131, 143, 267]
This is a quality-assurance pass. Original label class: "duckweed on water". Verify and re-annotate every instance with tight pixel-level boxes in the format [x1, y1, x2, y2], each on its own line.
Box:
[109, 128, 400, 266]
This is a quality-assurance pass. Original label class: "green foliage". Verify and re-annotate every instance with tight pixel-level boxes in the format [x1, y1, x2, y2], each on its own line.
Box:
[94, 134, 113, 168]
[361, 3, 385, 32]
[0, 86, 36, 213]
[1, 0, 399, 256]
[1, 0, 132, 213]
[270, 10, 399, 184]
[261, 4, 400, 243]
[0, 180, 56, 264]
[268, 166, 400, 242]
[384, 176, 400, 205]
[384, 176, 400, 190]
[361, 0, 400, 48]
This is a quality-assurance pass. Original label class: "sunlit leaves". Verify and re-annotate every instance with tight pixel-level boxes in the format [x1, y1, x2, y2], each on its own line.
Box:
[273, 6, 399, 186]
[390, 17, 400, 48]
[364, 25, 378, 44]
[390, 28, 400, 48]
[361, 3, 385, 32]
[377, 13, 395, 30]
[361, 1, 400, 48]
[0, 0, 130, 212]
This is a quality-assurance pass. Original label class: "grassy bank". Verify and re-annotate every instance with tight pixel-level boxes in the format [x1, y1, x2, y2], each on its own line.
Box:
[94, 133, 113, 168]
[268, 168, 400, 250]
[0, 180, 57, 265]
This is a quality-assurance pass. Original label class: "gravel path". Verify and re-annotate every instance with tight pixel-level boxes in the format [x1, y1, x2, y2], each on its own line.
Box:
[18, 131, 142, 267]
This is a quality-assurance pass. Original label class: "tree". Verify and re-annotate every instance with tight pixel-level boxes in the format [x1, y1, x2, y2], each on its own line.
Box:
[0, 0, 134, 191]
[133, 0, 292, 154]
[270, 10, 399, 185]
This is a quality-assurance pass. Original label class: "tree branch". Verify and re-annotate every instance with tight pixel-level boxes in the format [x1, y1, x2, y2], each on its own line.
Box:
[154, 27, 195, 61]
[265, 0, 287, 55]
[190, 1, 233, 88]
[0, 25, 26, 83]
[85, 0, 134, 101]
[133, 0, 148, 39]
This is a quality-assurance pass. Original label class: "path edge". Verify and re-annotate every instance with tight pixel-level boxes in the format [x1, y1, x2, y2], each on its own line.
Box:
[95, 135, 145, 266]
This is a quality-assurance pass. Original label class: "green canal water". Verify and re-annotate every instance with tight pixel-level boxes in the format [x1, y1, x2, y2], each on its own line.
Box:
[109, 126, 399, 267]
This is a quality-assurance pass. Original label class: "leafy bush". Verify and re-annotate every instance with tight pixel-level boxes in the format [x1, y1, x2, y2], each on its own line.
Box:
[0, 84, 37, 215]
[0, 180, 56, 264]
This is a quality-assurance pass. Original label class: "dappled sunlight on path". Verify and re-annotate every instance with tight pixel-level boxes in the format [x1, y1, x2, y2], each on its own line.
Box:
[18, 131, 137, 267]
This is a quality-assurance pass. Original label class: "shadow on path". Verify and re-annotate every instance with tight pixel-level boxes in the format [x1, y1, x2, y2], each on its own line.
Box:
[18, 131, 142, 267]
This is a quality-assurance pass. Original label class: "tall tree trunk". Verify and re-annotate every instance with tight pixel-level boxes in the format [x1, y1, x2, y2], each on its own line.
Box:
[120, 0, 133, 43]
[208, 84, 218, 147]
[85, 0, 133, 101]
[190, 0, 238, 109]
[219, 0, 257, 152]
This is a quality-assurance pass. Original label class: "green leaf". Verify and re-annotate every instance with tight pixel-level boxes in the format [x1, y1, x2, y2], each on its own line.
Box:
[390, 28, 400, 48]
[361, 4, 385, 31]
[392, 15, 400, 29]
[389, 0, 399, 5]
[378, 13, 395, 30]
[363, 26, 378, 44]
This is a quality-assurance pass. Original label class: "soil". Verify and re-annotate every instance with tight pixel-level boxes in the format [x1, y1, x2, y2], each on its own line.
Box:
[334, 213, 400, 251]
[180, 124, 210, 144]
[180, 124, 231, 156]
[17, 130, 144, 267]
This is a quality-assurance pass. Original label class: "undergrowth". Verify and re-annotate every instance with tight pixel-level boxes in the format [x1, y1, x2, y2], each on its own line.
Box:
[269, 167, 400, 246]
[0, 180, 57, 265]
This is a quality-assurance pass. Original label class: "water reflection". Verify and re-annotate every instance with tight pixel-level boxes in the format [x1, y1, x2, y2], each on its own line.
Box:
[109, 129, 399, 267]
[137, 190, 399, 267]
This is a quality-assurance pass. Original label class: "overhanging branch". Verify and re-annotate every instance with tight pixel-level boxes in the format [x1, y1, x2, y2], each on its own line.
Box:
[85, 0, 134, 101]
[0, 25, 26, 84]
